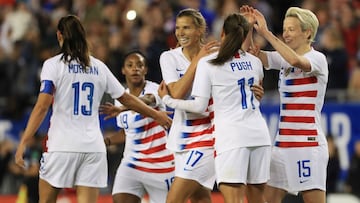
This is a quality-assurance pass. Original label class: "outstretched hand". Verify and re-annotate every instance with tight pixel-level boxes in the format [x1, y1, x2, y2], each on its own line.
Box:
[99, 102, 125, 120]
[252, 9, 269, 36]
[198, 40, 220, 59]
[240, 5, 256, 25]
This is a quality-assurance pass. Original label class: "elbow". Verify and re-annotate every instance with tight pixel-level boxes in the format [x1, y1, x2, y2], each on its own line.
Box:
[168, 88, 186, 99]
[289, 59, 311, 72]
[288, 57, 301, 68]
[167, 83, 188, 99]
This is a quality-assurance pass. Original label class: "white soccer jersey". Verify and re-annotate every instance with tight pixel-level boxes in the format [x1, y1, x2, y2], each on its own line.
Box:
[160, 47, 214, 152]
[41, 54, 125, 152]
[115, 81, 175, 173]
[265, 48, 328, 147]
[192, 51, 271, 154]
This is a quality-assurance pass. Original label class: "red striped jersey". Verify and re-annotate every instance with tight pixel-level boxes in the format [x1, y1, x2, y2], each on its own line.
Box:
[115, 81, 174, 173]
[265, 49, 328, 147]
[167, 98, 215, 152]
[160, 47, 214, 152]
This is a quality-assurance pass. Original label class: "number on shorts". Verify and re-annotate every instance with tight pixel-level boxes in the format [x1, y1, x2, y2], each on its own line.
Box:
[165, 176, 175, 191]
[297, 160, 311, 178]
[186, 150, 204, 167]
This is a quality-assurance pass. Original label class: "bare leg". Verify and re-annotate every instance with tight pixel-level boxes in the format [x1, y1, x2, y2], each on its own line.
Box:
[219, 183, 246, 203]
[113, 193, 141, 203]
[302, 189, 326, 203]
[39, 179, 61, 203]
[166, 177, 211, 203]
[76, 185, 99, 203]
[264, 185, 287, 203]
[189, 186, 212, 203]
[246, 183, 266, 203]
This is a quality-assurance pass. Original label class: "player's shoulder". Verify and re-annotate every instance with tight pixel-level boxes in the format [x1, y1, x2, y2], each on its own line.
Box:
[144, 80, 160, 94]
[89, 56, 106, 66]
[199, 51, 218, 64]
[244, 52, 260, 60]
[160, 47, 182, 58]
[145, 80, 160, 88]
[308, 48, 327, 60]
[44, 54, 62, 64]
[243, 52, 263, 65]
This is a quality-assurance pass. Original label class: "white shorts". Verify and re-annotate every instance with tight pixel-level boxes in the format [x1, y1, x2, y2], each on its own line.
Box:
[215, 146, 271, 185]
[174, 148, 216, 190]
[267, 145, 329, 194]
[112, 162, 175, 203]
[39, 152, 107, 188]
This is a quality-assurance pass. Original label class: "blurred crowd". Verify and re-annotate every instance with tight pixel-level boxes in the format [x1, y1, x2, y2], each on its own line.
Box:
[1, 0, 360, 200]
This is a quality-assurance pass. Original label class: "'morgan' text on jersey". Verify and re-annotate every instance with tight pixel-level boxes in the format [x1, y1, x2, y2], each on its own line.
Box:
[68, 64, 99, 75]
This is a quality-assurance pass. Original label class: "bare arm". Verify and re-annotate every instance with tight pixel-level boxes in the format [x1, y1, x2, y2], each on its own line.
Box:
[253, 9, 311, 72]
[104, 129, 126, 146]
[240, 5, 269, 67]
[100, 94, 157, 120]
[116, 92, 171, 128]
[167, 40, 220, 99]
[15, 93, 53, 168]
[240, 5, 255, 52]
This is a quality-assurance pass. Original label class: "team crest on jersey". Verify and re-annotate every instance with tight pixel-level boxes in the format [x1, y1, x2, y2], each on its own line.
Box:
[284, 67, 292, 76]
[284, 67, 303, 77]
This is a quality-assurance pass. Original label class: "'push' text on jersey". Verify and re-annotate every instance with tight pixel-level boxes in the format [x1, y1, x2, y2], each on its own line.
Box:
[230, 61, 253, 72]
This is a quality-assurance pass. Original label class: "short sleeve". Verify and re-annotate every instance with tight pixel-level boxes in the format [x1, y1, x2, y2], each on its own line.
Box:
[191, 58, 211, 99]
[160, 51, 180, 85]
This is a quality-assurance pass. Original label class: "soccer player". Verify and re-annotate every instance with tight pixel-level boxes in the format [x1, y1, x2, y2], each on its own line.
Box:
[100, 51, 175, 203]
[158, 12, 271, 203]
[251, 6, 329, 203]
[159, 8, 219, 203]
[14, 15, 171, 203]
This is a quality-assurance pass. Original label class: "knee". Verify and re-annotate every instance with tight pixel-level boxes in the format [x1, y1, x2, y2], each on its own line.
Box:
[189, 189, 211, 203]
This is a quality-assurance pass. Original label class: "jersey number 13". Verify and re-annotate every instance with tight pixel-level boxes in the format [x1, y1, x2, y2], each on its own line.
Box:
[72, 82, 94, 116]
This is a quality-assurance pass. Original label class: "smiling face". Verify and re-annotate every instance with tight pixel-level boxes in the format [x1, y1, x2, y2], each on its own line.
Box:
[282, 17, 311, 52]
[175, 16, 202, 48]
[122, 53, 147, 86]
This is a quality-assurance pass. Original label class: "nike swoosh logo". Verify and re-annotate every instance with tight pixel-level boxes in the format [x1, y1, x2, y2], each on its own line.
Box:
[299, 180, 309, 183]
[176, 68, 183, 71]
[183, 168, 192, 171]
